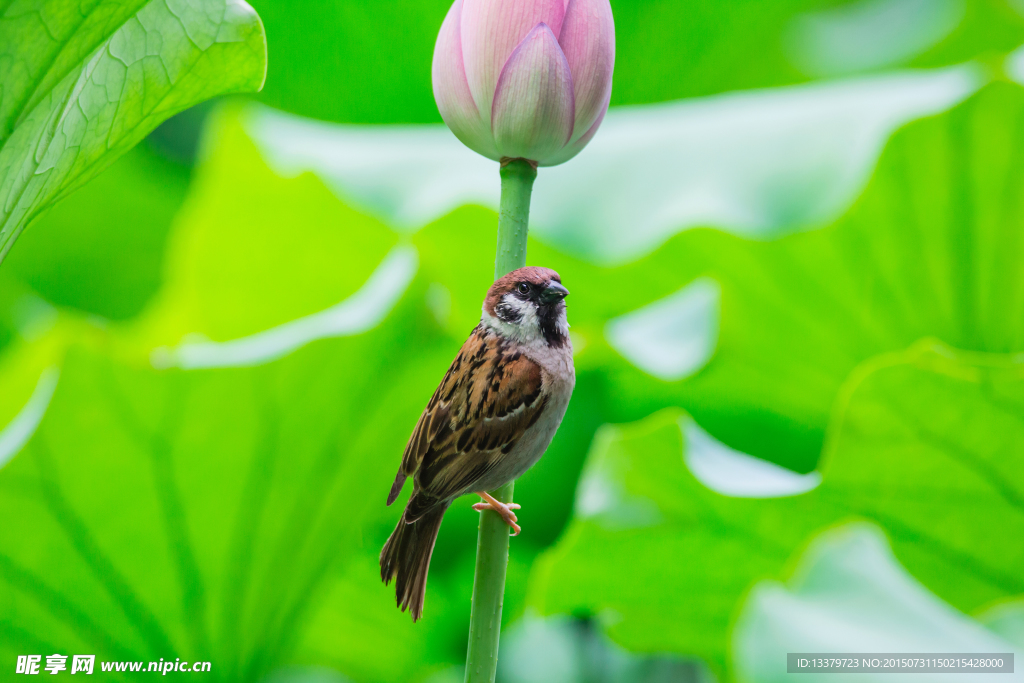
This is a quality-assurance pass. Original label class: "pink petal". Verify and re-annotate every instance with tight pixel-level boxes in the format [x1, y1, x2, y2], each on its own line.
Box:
[558, 0, 614, 144]
[539, 107, 604, 166]
[491, 23, 575, 163]
[461, 0, 566, 120]
[433, 0, 500, 159]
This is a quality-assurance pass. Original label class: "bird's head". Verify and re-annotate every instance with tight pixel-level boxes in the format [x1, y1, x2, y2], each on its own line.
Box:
[482, 266, 570, 347]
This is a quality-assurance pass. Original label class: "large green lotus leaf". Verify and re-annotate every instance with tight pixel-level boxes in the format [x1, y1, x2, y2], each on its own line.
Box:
[0, 105, 437, 681]
[0, 277, 472, 681]
[556, 81, 1024, 473]
[0, 0, 268, 264]
[530, 340, 1024, 679]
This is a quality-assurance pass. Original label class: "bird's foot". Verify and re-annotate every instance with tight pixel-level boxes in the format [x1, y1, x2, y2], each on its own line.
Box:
[473, 491, 522, 536]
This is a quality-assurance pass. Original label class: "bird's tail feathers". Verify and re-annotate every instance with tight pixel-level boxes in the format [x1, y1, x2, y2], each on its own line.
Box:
[379, 502, 448, 621]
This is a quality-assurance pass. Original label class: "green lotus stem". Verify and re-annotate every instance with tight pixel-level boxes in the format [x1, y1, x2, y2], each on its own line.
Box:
[492, 159, 536, 277]
[464, 158, 537, 683]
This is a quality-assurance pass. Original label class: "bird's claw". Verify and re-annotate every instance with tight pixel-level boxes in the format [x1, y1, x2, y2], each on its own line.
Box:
[472, 500, 522, 535]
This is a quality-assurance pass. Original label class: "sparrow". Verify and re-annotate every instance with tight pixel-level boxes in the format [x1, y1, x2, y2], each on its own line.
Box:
[380, 266, 575, 621]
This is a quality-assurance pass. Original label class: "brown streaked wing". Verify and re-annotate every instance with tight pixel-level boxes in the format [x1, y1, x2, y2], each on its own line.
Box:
[395, 327, 482, 479]
[406, 326, 545, 505]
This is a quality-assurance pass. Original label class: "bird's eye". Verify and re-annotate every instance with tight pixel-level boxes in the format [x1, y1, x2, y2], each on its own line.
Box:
[517, 282, 530, 295]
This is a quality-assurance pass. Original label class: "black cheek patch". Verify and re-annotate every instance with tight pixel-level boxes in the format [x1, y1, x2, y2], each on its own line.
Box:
[494, 301, 524, 324]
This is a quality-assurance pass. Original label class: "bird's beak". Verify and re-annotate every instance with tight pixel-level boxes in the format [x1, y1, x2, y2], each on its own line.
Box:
[540, 281, 570, 304]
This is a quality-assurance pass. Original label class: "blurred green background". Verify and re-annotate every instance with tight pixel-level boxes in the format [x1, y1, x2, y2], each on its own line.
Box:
[3, 0, 1024, 681]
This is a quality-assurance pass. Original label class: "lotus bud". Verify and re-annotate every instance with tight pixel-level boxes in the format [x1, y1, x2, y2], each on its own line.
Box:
[432, 0, 615, 167]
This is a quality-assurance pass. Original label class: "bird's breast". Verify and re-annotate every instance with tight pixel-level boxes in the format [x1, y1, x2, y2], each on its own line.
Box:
[473, 345, 575, 492]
